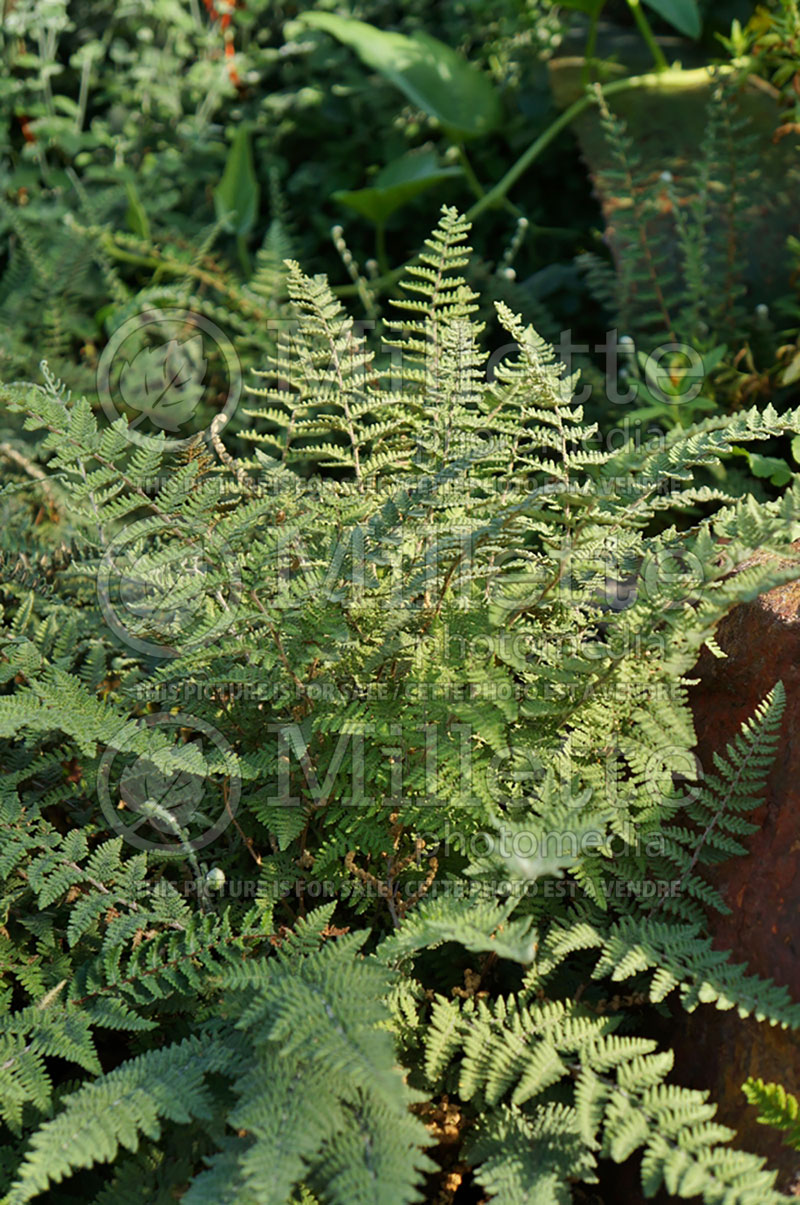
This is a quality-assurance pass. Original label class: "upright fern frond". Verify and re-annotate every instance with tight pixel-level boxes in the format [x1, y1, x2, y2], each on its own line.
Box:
[582, 74, 760, 363]
[244, 260, 412, 483]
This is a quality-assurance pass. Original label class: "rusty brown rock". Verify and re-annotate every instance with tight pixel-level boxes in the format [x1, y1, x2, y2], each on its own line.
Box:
[672, 568, 800, 1189]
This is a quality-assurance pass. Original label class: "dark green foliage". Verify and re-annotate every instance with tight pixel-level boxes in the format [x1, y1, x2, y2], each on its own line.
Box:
[0, 0, 572, 388]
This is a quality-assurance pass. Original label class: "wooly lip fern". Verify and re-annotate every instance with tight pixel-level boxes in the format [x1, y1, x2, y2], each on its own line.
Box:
[3, 207, 800, 1203]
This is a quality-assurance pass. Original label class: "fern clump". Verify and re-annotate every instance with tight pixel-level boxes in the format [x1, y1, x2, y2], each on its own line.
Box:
[2, 207, 800, 1202]
[578, 73, 796, 449]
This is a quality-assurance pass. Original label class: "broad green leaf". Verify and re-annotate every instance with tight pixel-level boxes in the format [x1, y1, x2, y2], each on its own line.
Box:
[737, 450, 794, 487]
[791, 435, 800, 465]
[214, 126, 260, 237]
[333, 149, 462, 226]
[641, 0, 701, 38]
[303, 12, 500, 141]
[783, 351, 800, 386]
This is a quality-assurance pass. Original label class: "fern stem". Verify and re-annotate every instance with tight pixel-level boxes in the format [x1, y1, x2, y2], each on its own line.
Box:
[0, 440, 58, 512]
[86, 230, 270, 319]
[138, 799, 206, 902]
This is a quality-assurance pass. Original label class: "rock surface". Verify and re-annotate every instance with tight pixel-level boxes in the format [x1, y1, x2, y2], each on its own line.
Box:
[674, 571, 800, 1189]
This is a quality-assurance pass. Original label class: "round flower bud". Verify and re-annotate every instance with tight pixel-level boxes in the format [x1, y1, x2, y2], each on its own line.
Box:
[205, 867, 226, 891]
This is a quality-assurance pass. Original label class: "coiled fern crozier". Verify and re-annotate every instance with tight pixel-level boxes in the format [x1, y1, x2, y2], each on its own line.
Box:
[2, 208, 800, 1202]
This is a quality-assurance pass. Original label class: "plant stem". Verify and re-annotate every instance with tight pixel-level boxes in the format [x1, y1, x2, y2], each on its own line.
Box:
[456, 143, 486, 201]
[581, 3, 606, 86]
[236, 233, 251, 277]
[625, 0, 668, 73]
[464, 63, 749, 225]
[335, 61, 752, 297]
[375, 221, 389, 276]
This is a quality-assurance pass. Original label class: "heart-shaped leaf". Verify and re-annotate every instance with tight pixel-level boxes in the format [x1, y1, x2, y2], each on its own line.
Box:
[641, 0, 701, 38]
[303, 12, 500, 141]
[333, 149, 463, 225]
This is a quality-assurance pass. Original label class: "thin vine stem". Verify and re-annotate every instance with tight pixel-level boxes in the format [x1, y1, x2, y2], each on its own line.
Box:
[334, 61, 752, 299]
[625, 0, 668, 72]
[464, 64, 750, 224]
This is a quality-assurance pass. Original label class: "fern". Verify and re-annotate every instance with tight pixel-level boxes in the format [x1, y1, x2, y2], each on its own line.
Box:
[3, 207, 800, 1202]
[5, 1034, 228, 1205]
[582, 74, 760, 354]
[578, 73, 773, 436]
[743, 1079, 800, 1152]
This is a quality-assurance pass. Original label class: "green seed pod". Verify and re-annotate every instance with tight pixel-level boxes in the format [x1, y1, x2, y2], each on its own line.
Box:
[205, 867, 226, 891]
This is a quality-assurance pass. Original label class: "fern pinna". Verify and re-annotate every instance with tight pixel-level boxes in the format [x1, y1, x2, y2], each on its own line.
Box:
[2, 207, 800, 1202]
